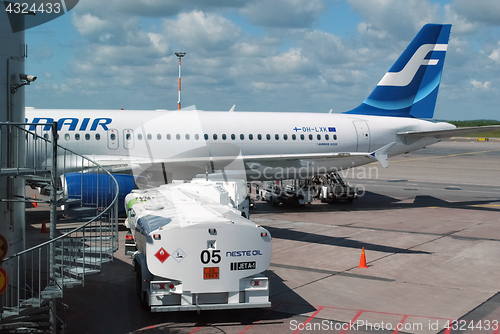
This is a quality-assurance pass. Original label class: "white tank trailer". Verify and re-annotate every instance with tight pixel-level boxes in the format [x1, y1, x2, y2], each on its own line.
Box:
[125, 180, 272, 312]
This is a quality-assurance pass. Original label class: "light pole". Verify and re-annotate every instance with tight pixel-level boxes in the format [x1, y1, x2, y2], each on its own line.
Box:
[175, 52, 186, 110]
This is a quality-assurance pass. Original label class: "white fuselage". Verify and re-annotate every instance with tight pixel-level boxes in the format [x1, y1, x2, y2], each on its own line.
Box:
[25, 109, 455, 181]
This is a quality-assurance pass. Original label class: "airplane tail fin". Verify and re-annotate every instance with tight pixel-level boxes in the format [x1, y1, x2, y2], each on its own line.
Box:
[346, 24, 451, 118]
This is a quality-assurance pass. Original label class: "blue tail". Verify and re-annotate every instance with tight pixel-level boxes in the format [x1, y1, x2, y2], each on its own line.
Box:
[346, 24, 451, 118]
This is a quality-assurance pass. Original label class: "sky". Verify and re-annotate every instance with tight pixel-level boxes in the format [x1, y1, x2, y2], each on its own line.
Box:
[24, 0, 500, 120]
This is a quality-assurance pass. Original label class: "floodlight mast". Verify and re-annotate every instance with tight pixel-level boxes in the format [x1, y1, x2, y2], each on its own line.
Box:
[175, 52, 186, 110]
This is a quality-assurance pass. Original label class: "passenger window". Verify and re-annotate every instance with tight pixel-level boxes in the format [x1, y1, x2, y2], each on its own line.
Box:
[126, 133, 131, 140]
[204, 134, 208, 140]
[275, 134, 279, 140]
[325, 134, 329, 140]
[249, 134, 253, 140]
[157, 134, 162, 140]
[75, 134, 80, 140]
[317, 134, 321, 140]
[292, 134, 296, 140]
[176, 134, 180, 140]
[138, 134, 142, 140]
[231, 134, 235, 140]
[95, 133, 101, 140]
[186, 134, 190, 140]
[213, 134, 217, 140]
[222, 134, 227, 140]
[85, 133, 90, 140]
[309, 134, 313, 140]
[300, 134, 304, 140]
[195, 134, 199, 140]
[266, 134, 271, 140]
[284, 134, 288, 140]
[65, 134, 70, 141]
[258, 134, 262, 140]
[240, 134, 244, 140]
[166, 134, 171, 140]
[334, 134, 337, 140]
[147, 134, 152, 140]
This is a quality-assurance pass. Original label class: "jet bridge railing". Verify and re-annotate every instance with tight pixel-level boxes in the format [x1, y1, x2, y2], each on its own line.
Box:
[0, 122, 119, 333]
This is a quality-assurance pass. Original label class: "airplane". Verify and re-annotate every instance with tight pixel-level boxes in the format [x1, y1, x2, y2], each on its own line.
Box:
[24, 24, 500, 187]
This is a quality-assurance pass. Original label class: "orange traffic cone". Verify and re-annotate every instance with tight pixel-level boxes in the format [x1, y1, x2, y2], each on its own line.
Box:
[40, 220, 48, 234]
[357, 247, 368, 268]
[33, 195, 38, 208]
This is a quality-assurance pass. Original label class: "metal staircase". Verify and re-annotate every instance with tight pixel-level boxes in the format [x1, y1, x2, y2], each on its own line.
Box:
[0, 122, 119, 333]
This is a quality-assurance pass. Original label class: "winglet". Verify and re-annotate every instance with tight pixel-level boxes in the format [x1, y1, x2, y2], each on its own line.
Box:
[370, 142, 396, 168]
[229, 105, 236, 112]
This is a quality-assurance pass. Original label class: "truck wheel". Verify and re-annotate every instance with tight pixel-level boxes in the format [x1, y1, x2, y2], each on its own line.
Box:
[136, 266, 150, 310]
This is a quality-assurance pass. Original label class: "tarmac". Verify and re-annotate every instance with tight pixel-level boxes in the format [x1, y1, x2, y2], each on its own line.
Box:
[25, 138, 500, 334]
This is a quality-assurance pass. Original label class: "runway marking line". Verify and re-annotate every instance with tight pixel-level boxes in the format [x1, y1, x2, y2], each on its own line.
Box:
[393, 315, 408, 334]
[189, 327, 202, 334]
[292, 306, 324, 334]
[313, 304, 455, 320]
[340, 310, 363, 334]
[274, 304, 457, 334]
[238, 302, 283, 334]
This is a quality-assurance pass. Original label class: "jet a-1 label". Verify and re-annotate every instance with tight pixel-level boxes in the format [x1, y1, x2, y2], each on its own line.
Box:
[293, 126, 336, 133]
[230, 261, 256, 271]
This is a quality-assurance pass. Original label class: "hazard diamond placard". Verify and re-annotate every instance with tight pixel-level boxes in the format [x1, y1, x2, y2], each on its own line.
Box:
[154, 247, 170, 263]
[0, 267, 8, 295]
[0, 234, 8, 262]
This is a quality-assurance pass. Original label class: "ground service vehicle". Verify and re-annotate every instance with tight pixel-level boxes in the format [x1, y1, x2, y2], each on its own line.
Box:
[125, 180, 272, 312]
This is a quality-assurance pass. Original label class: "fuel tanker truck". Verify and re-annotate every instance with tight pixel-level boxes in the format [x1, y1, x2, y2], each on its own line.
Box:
[124, 180, 272, 312]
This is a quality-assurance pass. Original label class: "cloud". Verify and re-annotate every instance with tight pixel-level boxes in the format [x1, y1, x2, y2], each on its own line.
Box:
[241, 0, 325, 28]
[348, 0, 440, 42]
[163, 11, 241, 53]
[72, 13, 109, 36]
[264, 48, 313, 75]
[488, 42, 500, 62]
[452, 0, 500, 25]
[443, 4, 476, 34]
[25, 0, 500, 119]
[75, 0, 247, 18]
[471, 80, 491, 89]
[299, 30, 350, 64]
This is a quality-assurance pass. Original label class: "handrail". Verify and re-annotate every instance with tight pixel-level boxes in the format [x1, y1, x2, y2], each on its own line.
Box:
[1, 123, 120, 262]
[0, 122, 120, 331]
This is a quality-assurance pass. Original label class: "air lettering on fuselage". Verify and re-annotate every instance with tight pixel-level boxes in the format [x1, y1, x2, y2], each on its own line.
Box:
[25, 117, 112, 131]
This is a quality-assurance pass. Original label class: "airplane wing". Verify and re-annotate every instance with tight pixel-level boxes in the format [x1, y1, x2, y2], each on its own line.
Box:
[240, 142, 395, 168]
[89, 142, 396, 176]
[397, 125, 500, 139]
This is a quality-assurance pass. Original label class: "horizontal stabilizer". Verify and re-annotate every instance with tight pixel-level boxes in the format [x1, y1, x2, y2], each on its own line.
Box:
[370, 142, 396, 168]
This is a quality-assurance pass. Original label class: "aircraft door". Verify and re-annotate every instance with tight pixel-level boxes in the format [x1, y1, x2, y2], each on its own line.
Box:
[123, 129, 134, 150]
[353, 121, 370, 152]
[107, 129, 119, 150]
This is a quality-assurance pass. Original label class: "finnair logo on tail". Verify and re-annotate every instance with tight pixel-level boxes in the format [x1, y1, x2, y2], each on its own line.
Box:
[378, 44, 448, 87]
